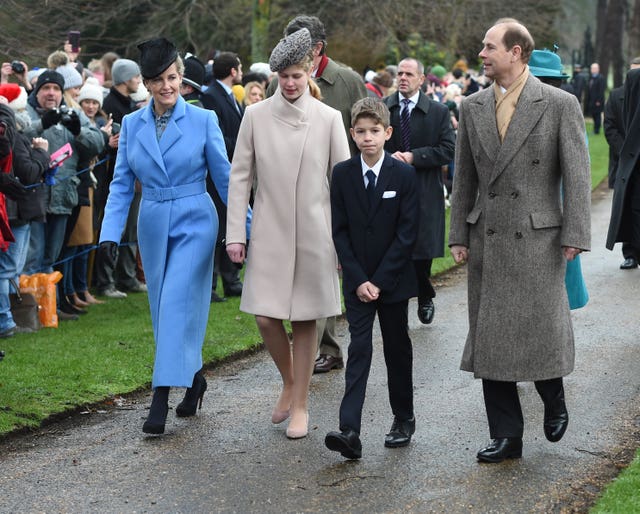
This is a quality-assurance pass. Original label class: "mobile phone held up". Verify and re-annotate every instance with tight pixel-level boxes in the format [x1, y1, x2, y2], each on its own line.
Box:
[68, 31, 80, 53]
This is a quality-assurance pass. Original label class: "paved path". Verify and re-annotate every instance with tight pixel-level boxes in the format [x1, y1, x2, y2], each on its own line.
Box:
[1, 187, 638, 513]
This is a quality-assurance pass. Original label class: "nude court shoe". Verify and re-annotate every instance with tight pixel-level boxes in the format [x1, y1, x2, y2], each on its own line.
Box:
[286, 412, 309, 439]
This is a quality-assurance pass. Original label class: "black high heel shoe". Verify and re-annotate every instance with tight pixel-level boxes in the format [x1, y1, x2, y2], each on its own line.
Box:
[142, 386, 169, 434]
[175, 371, 207, 417]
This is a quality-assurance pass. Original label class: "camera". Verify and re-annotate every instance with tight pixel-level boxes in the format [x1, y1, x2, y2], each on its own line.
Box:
[11, 61, 25, 74]
[57, 105, 74, 124]
[111, 122, 121, 136]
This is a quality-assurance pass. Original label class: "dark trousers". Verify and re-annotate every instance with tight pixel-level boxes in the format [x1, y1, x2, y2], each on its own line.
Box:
[94, 192, 141, 290]
[212, 243, 241, 293]
[482, 378, 564, 438]
[592, 109, 603, 134]
[622, 242, 637, 260]
[339, 295, 413, 434]
[413, 258, 435, 304]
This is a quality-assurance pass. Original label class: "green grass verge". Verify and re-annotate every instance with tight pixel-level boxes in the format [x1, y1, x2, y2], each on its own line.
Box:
[0, 120, 609, 438]
[591, 449, 640, 513]
[0, 287, 261, 435]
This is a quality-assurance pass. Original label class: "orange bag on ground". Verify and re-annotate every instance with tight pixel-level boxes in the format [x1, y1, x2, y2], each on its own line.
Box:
[19, 272, 63, 328]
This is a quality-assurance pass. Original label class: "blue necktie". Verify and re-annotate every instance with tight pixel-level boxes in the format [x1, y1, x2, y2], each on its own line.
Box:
[366, 169, 376, 205]
[400, 98, 411, 152]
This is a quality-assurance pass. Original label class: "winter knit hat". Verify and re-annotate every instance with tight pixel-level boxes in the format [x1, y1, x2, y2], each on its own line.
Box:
[8, 87, 28, 112]
[56, 64, 83, 90]
[34, 70, 65, 95]
[130, 82, 149, 103]
[269, 28, 312, 72]
[27, 68, 46, 85]
[0, 83, 22, 104]
[112, 59, 141, 85]
[78, 77, 105, 107]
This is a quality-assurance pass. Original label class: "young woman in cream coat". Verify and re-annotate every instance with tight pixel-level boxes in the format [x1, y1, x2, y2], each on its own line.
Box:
[226, 29, 349, 439]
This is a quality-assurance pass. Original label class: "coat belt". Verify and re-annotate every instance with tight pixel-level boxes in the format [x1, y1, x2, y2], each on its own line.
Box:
[142, 182, 206, 202]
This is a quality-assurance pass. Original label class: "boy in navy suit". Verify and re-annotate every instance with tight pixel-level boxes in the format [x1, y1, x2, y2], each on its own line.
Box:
[325, 98, 418, 459]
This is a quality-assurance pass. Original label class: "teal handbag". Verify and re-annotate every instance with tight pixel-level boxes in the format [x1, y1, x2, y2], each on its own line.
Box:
[565, 255, 588, 310]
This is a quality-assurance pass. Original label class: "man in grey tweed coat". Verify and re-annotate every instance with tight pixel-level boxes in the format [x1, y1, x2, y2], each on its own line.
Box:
[449, 19, 591, 463]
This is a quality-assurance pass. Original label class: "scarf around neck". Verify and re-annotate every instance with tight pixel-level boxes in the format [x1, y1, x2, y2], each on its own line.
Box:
[494, 67, 529, 142]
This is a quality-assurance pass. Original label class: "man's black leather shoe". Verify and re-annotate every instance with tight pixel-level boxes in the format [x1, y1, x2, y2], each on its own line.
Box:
[543, 393, 569, 442]
[417, 299, 435, 324]
[325, 429, 362, 459]
[210, 291, 227, 303]
[224, 283, 243, 297]
[477, 438, 523, 463]
[384, 416, 415, 447]
[313, 354, 344, 374]
[620, 257, 638, 269]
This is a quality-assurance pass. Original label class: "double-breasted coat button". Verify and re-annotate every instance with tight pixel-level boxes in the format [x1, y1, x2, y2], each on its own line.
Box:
[486, 229, 495, 236]
[532, 159, 540, 165]
[510, 192, 519, 199]
[515, 231, 523, 239]
[489, 191, 496, 198]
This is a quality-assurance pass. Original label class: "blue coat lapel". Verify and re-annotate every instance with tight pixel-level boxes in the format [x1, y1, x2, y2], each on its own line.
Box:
[159, 96, 186, 156]
[137, 104, 166, 173]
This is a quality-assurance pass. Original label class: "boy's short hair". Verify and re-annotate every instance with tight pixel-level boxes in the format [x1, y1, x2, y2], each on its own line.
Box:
[351, 97, 390, 128]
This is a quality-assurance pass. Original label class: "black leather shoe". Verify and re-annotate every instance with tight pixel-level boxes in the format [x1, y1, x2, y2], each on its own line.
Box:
[620, 257, 638, 269]
[142, 387, 169, 434]
[417, 299, 435, 324]
[224, 283, 243, 297]
[176, 371, 207, 417]
[384, 416, 416, 448]
[477, 438, 523, 463]
[210, 291, 227, 303]
[313, 354, 344, 374]
[543, 392, 569, 442]
[325, 429, 362, 459]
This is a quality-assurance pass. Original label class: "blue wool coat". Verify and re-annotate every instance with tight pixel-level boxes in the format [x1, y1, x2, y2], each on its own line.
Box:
[100, 96, 230, 387]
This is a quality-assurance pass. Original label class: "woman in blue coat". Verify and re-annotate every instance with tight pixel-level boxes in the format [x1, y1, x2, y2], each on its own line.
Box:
[99, 38, 230, 434]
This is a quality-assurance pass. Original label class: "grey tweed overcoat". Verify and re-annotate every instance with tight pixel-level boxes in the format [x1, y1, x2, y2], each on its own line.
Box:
[449, 75, 591, 382]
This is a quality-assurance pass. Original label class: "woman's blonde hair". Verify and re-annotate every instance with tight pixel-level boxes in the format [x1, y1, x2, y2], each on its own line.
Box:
[298, 51, 322, 100]
[243, 81, 265, 106]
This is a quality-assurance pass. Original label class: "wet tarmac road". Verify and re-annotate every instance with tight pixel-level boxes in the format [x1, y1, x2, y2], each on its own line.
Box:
[0, 187, 638, 513]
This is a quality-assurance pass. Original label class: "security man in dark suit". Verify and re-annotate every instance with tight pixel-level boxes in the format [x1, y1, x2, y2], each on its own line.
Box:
[201, 52, 244, 299]
[383, 58, 456, 326]
[604, 57, 640, 269]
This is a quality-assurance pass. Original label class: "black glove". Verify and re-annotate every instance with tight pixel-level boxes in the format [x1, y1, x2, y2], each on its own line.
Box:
[98, 241, 118, 269]
[41, 109, 61, 130]
[61, 110, 81, 136]
[0, 174, 28, 200]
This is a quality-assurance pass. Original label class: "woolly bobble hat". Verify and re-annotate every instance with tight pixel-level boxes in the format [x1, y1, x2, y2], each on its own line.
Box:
[268, 28, 312, 72]
[430, 65, 447, 79]
[9, 87, 28, 112]
[130, 82, 149, 103]
[56, 64, 83, 90]
[27, 68, 46, 84]
[78, 77, 105, 107]
[0, 83, 22, 104]
[112, 59, 141, 85]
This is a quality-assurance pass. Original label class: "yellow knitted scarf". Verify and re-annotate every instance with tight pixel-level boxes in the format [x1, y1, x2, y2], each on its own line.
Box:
[494, 67, 529, 142]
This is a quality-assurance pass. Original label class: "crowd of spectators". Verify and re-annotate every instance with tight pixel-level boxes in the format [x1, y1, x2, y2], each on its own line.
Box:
[0, 34, 490, 339]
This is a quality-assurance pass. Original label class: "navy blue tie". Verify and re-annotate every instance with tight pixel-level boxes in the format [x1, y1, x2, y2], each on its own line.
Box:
[366, 169, 376, 205]
[400, 98, 411, 151]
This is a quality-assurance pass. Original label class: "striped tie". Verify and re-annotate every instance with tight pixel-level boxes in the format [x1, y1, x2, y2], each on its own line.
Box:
[400, 98, 411, 151]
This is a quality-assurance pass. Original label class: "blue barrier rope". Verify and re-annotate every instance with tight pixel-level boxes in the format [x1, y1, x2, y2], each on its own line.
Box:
[24, 156, 111, 190]
[50, 241, 137, 268]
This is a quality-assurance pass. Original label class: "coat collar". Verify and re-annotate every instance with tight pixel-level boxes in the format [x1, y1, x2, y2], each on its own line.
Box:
[467, 75, 547, 184]
[386, 90, 432, 115]
[270, 86, 312, 127]
[137, 95, 187, 173]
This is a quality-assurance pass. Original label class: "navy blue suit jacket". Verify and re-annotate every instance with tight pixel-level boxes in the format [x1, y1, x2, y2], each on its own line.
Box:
[201, 81, 243, 160]
[331, 152, 418, 303]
